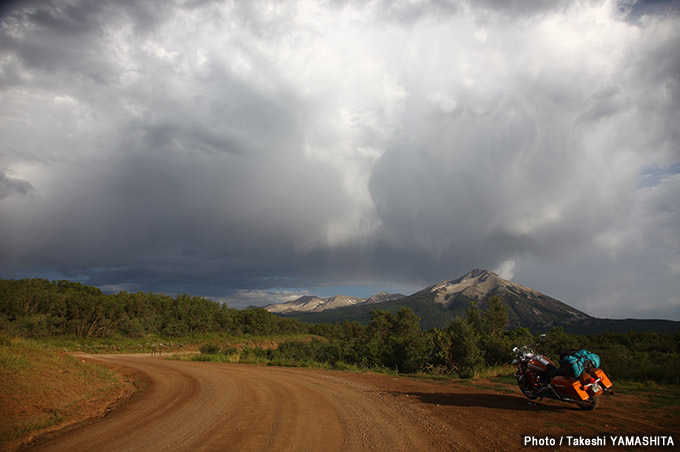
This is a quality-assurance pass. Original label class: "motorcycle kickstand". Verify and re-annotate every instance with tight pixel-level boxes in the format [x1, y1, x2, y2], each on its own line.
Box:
[528, 395, 544, 407]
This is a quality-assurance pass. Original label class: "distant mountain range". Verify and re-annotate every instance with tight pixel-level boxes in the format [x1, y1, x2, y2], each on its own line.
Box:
[267, 269, 680, 333]
[264, 292, 404, 314]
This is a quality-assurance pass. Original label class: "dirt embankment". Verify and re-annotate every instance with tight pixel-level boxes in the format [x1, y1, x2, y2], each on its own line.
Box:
[1, 341, 140, 452]
[15, 355, 680, 451]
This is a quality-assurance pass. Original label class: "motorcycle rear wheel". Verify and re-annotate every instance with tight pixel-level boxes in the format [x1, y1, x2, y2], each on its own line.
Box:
[577, 397, 600, 410]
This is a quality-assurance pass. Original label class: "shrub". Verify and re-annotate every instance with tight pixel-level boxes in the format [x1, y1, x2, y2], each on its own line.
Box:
[199, 343, 220, 355]
[239, 346, 268, 361]
[222, 346, 238, 356]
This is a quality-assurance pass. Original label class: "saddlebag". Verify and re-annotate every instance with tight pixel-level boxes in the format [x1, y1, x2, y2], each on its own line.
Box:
[590, 368, 613, 389]
[550, 376, 590, 401]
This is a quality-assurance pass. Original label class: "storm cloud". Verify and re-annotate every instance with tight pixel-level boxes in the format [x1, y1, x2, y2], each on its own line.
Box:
[1, 0, 678, 318]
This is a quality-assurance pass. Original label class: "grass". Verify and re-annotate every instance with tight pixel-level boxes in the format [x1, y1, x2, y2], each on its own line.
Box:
[177, 345, 368, 373]
[33, 334, 189, 354]
[0, 334, 126, 446]
[473, 364, 515, 379]
[0, 346, 30, 373]
[491, 374, 517, 385]
[31, 332, 322, 357]
[612, 380, 680, 418]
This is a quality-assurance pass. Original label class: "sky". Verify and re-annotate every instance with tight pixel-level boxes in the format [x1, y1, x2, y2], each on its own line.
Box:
[0, 0, 678, 319]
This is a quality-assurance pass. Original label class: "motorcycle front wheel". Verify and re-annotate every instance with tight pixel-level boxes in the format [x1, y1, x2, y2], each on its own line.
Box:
[518, 374, 539, 400]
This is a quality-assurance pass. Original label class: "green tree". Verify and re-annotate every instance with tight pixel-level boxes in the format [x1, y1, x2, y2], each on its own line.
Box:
[478, 296, 511, 365]
[446, 318, 484, 377]
[361, 310, 393, 368]
[359, 308, 427, 373]
[387, 308, 427, 373]
[482, 296, 508, 336]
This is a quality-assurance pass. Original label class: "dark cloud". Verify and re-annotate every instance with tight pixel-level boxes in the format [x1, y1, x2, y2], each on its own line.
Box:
[0, 0, 678, 319]
[622, 0, 680, 21]
[465, 0, 574, 18]
[2, 1, 104, 65]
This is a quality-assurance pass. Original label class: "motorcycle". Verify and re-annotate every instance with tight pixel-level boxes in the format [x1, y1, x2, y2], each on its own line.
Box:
[512, 334, 613, 410]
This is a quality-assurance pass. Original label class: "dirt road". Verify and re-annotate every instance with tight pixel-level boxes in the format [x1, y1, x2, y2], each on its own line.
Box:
[29, 355, 679, 451]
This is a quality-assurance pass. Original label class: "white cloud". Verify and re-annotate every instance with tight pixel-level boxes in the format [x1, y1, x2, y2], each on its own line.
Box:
[493, 259, 516, 280]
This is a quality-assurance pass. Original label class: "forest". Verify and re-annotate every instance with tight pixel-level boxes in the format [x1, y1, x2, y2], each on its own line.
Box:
[1, 278, 679, 383]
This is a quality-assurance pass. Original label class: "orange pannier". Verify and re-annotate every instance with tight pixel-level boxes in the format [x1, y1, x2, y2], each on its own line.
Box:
[551, 376, 589, 401]
[591, 368, 613, 389]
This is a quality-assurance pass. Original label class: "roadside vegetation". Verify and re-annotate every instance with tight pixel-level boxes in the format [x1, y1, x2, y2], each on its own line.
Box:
[1, 277, 679, 384]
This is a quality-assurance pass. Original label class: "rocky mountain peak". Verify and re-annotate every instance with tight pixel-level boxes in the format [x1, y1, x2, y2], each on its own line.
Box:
[366, 292, 405, 304]
[465, 268, 493, 279]
[419, 268, 591, 328]
[428, 268, 543, 306]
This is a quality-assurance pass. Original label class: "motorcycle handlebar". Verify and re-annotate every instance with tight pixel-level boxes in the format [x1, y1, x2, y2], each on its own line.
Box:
[513, 333, 549, 355]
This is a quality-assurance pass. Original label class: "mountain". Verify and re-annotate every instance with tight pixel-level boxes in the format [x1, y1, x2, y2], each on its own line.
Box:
[280, 269, 588, 331]
[417, 270, 680, 332]
[419, 268, 592, 328]
[264, 292, 404, 315]
[365, 291, 406, 305]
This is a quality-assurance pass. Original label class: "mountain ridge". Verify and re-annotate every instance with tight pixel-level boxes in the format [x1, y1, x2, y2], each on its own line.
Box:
[264, 292, 405, 314]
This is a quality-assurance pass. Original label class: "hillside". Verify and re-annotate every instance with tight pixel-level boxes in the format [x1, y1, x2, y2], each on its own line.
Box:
[0, 335, 135, 448]
[0, 278, 309, 338]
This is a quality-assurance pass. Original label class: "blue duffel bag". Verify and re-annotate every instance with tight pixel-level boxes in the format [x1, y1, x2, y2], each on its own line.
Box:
[561, 350, 600, 377]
